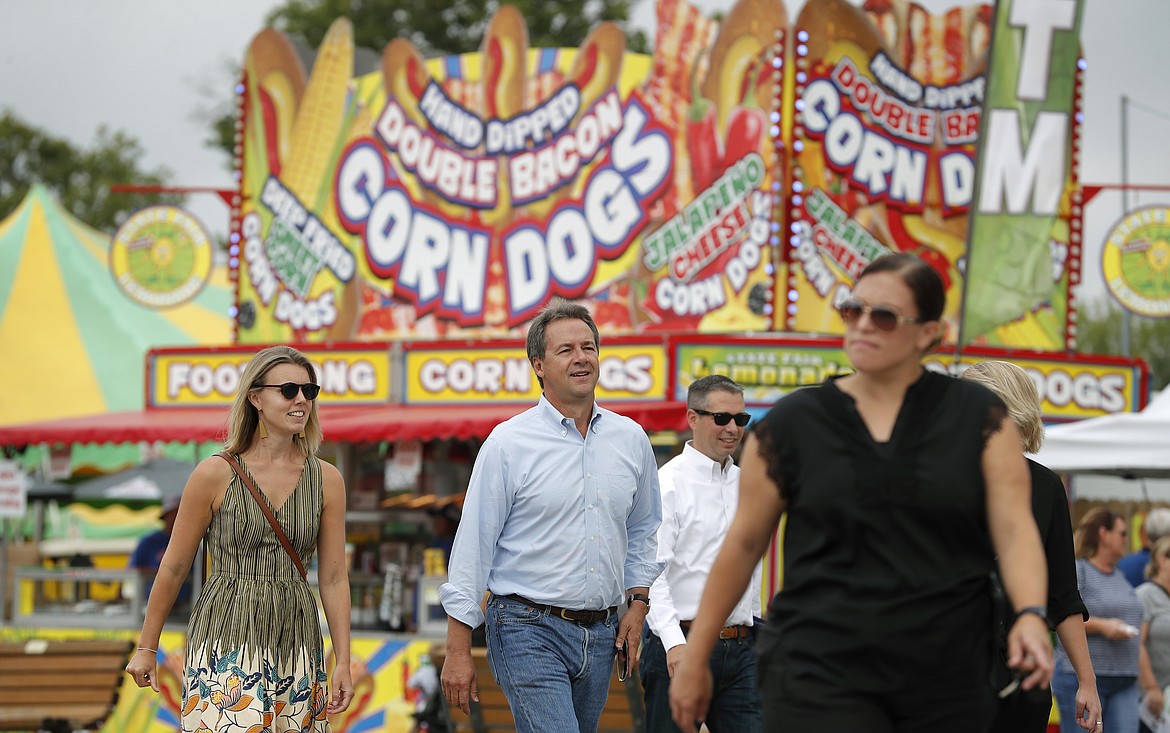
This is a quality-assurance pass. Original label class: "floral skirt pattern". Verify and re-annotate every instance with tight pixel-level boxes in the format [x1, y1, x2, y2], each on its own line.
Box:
[182, 643, 329, 733]
[182, 458, 330, 732]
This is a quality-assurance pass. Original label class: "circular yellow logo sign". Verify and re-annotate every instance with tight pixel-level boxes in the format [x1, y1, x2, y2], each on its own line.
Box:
[110, 206, 214, 308]
[1102, 206, 1170, 318]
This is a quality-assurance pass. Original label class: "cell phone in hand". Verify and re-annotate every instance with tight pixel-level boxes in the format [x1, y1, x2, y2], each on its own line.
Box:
[616, 640, 629, 681]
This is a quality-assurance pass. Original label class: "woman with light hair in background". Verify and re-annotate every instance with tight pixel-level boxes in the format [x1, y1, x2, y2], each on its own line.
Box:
[1136, 535, 1170, 732]
[1066, 507, 1150, 733]
[962, 361, 1101, 732]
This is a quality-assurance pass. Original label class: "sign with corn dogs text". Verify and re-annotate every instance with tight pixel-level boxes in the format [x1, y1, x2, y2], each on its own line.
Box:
[782, 0, 1082, 351]
[234, 0, 1085, 353]
[403, 339, 669, 404]
[235, 0, 784, 343]
[924, 350, 1145, 420]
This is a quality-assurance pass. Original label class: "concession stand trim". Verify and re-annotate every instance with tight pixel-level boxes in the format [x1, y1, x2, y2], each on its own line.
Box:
[0, 401, 691, 448]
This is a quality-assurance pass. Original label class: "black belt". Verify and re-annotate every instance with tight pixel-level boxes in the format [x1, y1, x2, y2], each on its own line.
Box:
[501, 593, 616, 624]
[679, 620, 751, 640]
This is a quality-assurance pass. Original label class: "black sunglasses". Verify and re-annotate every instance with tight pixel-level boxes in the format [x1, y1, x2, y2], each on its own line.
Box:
[693, 409, 751, 427]
[837, 299, 925, 331]
[259, 382, 321, 400]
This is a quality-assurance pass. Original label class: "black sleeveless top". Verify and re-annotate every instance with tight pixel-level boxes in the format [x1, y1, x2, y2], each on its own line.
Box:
[753, 369, 1008, 695]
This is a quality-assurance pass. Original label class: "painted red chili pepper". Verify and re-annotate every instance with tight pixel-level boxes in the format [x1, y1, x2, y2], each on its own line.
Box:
[404, 55, 427, 100]
[737, 47, 770, 110]
[687, 68, 724, 193]
[572, 42, 599, 90]
[886, 210, 953, 290]
[486, 37, 503, 118]
[257, 87, 283, 177]
[722, 105, 766, 170]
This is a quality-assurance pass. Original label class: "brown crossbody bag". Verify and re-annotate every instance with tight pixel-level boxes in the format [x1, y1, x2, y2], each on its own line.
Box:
[216, 451, 308, 581]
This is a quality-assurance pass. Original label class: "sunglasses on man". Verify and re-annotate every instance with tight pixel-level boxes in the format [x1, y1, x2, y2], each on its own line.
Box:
[837, 299, 926, 331]
[693, 409, 751, 427]
[259, 382, 321, 400]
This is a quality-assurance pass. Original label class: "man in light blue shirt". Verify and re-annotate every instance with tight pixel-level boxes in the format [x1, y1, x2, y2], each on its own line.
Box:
[439, 298, 663, 733]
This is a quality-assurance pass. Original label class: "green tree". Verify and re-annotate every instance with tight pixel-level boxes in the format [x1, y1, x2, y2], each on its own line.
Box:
[0, 111, 179, 231]
[266, 0, 649, 58]
[1077, 299, 1170, 391]
[207, 0, 650, 165]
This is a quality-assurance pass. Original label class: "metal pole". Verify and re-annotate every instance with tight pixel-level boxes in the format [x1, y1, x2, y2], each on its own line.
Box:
[0, 519, 8, 623]
[1120, 95, 1132, 356]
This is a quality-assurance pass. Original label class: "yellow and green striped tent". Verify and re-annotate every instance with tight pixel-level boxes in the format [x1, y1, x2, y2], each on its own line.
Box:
[0, 185, 233, 432]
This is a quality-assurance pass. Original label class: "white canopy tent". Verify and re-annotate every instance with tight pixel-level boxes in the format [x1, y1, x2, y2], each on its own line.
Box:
[1034, 389, 1170, 501]
[1034, 389, 1170, 479]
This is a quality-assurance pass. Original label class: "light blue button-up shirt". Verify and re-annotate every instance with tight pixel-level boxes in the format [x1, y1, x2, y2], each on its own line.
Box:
[439, 395, 664, 629]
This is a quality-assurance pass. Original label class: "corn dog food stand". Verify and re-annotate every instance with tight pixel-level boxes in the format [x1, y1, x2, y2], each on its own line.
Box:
[0, 0, 1138, 729]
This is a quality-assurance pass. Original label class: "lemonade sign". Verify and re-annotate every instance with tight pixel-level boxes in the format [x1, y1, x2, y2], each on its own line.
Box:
[1103, 207, 1170, 317]
[110, 205, 214, 308]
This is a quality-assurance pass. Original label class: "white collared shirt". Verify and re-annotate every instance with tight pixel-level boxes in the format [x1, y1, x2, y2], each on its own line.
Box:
[647, 441, 763, 652]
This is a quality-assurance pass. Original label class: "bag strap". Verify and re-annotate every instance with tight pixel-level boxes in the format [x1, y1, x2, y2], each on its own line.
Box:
[216, 451, 308, 581]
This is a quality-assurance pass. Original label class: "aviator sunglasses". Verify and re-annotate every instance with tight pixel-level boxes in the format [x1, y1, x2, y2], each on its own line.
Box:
[837, 299, 925, 331]
[259, 382, 321, 400]
[693, 409, 751, 427]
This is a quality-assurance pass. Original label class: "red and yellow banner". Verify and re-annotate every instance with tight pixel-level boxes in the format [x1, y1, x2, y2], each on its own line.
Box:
[236, 0, 784, 343]
[927, 350, 1145, 420]
[147, 346, 393, 407]
[404, 340, 669, 403]
[234, 0, 1085, 353]
[781, 0, 1079, 350]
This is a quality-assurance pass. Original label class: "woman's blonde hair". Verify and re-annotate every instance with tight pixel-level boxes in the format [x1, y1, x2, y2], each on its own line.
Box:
[223, 345, 322, 456]
[960, 361, 1044, 453]
[1147, 536, 1170, 579]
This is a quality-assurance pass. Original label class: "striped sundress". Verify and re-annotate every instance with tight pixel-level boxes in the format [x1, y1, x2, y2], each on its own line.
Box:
[181, 453, 330, 733]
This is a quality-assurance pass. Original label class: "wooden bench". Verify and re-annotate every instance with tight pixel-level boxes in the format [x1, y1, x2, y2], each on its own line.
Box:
[0, 639, 133, 733]
[448, 648, 645, 732]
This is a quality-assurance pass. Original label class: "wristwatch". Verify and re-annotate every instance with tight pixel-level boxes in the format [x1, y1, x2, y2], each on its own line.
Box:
[627, 593, 650, 609]
[1013, 606, 1048, 626]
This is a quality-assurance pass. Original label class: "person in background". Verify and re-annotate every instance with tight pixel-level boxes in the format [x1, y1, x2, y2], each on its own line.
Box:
[669, 253, 1052, 733]
[125, 345, 354, 731]
[1136, 535, 1170, 732]
[439, 298, 663, 733]
[642, 375, 762, 733]
[1120, 510, 1170, 588]
[427, 503, 461, 565]
[408, 643, 452, 733]
[130, 493, 191, 605]
[961, 360, 1100, 732]
[1057, 508, 1149, 733]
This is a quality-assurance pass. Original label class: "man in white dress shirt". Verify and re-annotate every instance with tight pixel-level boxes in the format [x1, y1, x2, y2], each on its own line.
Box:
[642, 375, 762, 733]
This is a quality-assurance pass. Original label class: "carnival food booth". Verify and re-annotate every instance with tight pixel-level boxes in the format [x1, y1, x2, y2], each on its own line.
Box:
[0, 0, 1146, 730]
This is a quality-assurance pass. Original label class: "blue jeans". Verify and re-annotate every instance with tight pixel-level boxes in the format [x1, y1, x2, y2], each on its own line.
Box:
[1053, 669, 1138, 733]
[640, 629, 761, 733]
[485, 594, 617, 733]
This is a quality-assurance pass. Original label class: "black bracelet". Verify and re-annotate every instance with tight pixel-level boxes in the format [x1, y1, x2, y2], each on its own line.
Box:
[1013, 606, 1048, 626]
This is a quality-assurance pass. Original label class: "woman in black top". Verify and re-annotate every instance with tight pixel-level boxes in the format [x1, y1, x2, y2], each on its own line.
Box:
[963, 360, 1100, 732]
[670, 254, 1054, 733]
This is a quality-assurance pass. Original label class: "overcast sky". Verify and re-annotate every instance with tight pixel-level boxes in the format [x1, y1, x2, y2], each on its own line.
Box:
[2, 0, 1168, 309]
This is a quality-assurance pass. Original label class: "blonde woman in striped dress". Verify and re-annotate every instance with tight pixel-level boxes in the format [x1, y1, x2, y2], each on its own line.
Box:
[126, 345, 354, 731]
